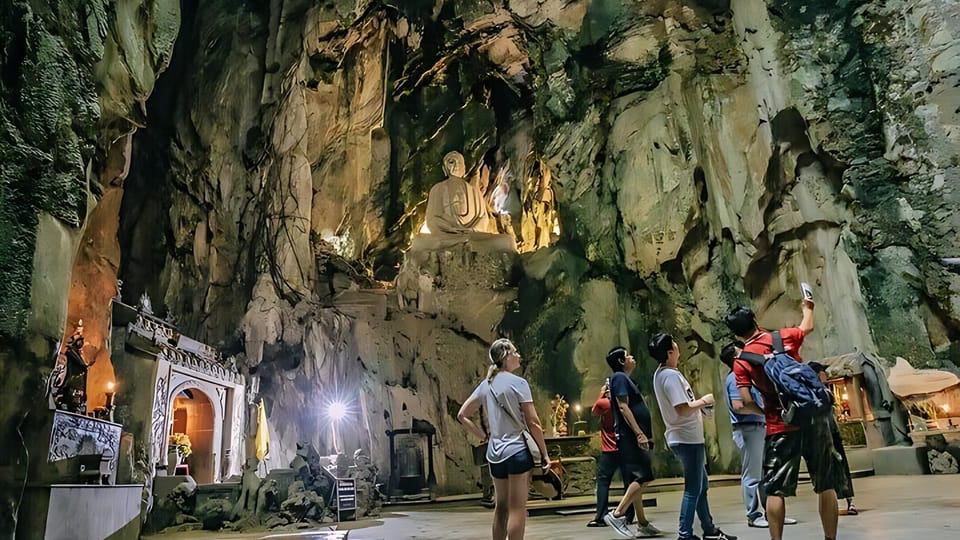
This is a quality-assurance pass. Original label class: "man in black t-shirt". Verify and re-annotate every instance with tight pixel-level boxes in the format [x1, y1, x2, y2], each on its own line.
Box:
[610, 372, 654, 446]
[603, 347, 663, 538]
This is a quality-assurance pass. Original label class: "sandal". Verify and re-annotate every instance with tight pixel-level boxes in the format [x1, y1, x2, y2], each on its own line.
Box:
[846, 502, 859, 516]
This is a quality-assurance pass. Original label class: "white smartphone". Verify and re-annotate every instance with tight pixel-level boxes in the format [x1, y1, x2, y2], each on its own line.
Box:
[800, 282, 814, 301]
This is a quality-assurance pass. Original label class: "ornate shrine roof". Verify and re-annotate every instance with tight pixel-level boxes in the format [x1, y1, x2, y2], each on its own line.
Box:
[119, 300, 242, 385]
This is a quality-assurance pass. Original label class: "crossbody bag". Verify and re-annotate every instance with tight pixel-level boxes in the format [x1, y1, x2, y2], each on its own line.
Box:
[488, 381, 543, 464]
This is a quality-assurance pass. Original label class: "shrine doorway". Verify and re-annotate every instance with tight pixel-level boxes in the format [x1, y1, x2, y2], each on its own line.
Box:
[162, 368, 239, 483]
[171, 388, 216, 483]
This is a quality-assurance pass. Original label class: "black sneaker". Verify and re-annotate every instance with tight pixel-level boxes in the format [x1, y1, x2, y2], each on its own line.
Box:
[586, 519, 607, 527]
[704, 529, 737, 540]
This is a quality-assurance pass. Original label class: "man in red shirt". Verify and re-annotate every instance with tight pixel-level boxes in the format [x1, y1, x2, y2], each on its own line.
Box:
[726, 300, 839, 540]
[587, 382, 635, 527]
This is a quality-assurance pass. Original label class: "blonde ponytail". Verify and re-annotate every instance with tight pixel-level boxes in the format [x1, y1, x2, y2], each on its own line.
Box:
[486, 364, 500, 383]
[486, 338, 515, 383]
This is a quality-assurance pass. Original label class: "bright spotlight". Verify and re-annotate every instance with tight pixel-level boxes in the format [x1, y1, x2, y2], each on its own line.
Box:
[327, 401, 348, 422]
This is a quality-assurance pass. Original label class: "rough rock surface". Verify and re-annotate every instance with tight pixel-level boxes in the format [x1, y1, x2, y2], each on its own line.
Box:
[2, 2, 960, 521]
[1, 0, 180, 532]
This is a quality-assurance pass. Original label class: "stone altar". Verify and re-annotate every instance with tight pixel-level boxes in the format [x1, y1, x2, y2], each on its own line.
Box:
[47, 410, 122, 484]
[16, 406, 141, 539]
[541, 436, 594, 498]
[819, 351, 911, 448]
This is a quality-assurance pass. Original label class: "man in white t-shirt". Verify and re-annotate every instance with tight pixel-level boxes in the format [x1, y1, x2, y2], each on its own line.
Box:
[650, 333, 736, 540]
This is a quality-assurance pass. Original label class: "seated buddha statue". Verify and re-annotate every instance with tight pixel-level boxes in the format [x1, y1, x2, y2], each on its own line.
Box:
[410, 151, 516, 253]
[424, 151, 490, 235]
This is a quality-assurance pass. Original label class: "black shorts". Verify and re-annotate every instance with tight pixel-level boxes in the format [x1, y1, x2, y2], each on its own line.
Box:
[829, 418, 855, 499]
[762, 414, 840, 497]
[617, 436, 655, 485]
[489, 448, 534, 479]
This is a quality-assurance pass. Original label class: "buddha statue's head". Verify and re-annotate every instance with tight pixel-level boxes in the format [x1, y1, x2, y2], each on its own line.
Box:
[442, 151, 467, 179]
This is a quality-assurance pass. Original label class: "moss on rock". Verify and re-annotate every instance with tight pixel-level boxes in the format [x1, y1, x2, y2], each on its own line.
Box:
[0, 1, 103, 335]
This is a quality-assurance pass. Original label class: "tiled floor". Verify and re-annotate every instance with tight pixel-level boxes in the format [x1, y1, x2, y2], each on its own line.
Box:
[152, 475, 960, 540]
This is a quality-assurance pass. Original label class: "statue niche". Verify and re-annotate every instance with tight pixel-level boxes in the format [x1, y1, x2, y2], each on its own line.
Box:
[414, 151, 515, 253]
[398, 150, 517, 324]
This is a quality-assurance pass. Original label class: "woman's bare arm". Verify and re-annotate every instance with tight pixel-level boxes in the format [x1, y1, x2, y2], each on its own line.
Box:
[521, 402, 552, 468]
[457, 393, 486, 441]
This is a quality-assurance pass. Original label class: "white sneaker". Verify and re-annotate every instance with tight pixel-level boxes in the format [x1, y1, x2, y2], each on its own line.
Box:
[749, 516, 797, 527]
[604, 511, 634, 538]
[635, 522, 664, 538]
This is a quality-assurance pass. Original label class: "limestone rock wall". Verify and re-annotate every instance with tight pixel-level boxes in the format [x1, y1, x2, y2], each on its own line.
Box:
[257, 305, 496, 494]
[114, 0, 520, 495]
[2, 0, 959, 509]
[0, 0, 179, 533]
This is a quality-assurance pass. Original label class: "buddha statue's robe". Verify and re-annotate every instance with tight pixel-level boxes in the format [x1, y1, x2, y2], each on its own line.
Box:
[424, 177, 490, 235]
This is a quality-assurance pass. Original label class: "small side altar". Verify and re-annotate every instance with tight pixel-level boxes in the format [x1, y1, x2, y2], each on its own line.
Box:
[544, 435, 591, 458]
[17, 408, 140, 539]
[47, 410, 122, 483]
[540, 436, 594, 498]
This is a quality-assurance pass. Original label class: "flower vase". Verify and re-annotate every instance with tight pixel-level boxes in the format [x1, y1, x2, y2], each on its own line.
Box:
[167, 449, 182, 476]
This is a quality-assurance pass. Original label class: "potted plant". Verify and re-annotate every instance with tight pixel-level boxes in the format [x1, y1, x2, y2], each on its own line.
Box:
[168, 433, 192, 475]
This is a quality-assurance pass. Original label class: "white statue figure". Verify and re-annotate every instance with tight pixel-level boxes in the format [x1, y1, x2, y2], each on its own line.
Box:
[424, 151, 490, 235]
[138, 292, 154, 315]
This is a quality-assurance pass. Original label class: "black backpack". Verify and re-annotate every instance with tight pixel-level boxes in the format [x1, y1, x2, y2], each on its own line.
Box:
[739, 331, 832, 426]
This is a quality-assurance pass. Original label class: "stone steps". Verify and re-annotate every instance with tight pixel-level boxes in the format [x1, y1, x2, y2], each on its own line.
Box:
[528, 494, 656, 517]
[399, 467, 874, 516]
[525, 474, 742, 516]
[397, 474, 743, 514]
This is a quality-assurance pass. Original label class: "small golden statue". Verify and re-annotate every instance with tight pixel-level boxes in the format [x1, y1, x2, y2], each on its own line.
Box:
[550, 394, 569, 437]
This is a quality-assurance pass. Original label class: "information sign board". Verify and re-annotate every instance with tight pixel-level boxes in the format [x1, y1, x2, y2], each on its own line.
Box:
[336, 478, 357, 521]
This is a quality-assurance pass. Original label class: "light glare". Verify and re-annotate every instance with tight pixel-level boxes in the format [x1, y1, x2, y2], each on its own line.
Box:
[328, 401, 348, 422]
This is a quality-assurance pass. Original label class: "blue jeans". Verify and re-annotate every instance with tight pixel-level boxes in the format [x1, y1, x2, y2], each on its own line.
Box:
[732, 423, 766, 521]
[670, 443, 716, 538]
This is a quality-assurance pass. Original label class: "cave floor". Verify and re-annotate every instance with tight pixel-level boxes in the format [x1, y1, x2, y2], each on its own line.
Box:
[152, 475, 960, 540]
